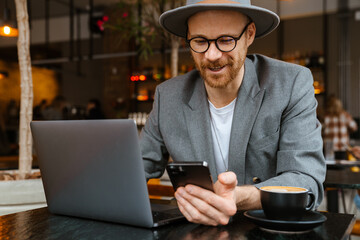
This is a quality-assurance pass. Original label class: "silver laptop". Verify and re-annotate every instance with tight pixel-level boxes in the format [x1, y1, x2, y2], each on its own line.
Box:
[30, 119, 184, 228]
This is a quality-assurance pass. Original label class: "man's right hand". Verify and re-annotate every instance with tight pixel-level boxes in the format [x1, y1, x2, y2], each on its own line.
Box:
[174, 171, 238, 226]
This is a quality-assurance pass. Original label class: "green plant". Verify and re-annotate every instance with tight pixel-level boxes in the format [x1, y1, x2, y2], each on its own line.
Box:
[106, 0, 185, 77]
[105, 1, 157, 59]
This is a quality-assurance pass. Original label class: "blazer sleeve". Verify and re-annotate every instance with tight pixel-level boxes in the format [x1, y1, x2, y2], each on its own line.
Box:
[255, 67, 326, 208]
[139, 87, 169, 180]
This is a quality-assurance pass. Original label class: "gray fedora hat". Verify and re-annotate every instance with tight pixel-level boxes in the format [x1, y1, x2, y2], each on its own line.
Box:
[159, 0, 280, 39]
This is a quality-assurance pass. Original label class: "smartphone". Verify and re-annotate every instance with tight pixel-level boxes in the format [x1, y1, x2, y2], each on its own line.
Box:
[166, 161, 214, 192]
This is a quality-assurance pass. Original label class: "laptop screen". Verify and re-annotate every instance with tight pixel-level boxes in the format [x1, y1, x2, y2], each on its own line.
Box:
[31, 119, 155, 227]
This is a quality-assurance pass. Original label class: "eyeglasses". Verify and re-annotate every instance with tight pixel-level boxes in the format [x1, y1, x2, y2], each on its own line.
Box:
[187, 21, 253, 53]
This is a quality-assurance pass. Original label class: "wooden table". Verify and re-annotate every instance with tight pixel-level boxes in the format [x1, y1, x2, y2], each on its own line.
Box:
[324, 167, 360, 213]
[325, 169, 360, 189]
[326, 160, 360, 167]
[0, 207, 355, 239]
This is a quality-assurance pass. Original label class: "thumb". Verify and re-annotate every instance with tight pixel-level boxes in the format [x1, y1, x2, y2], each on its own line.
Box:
[215, 171, 238, 195]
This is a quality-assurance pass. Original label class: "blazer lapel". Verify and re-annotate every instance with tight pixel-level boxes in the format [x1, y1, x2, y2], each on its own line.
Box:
[183, 75, 218, 181]
[228, 58, 265, 185]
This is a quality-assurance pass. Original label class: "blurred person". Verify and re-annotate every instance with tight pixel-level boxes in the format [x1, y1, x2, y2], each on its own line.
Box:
[5, 99, 19, 145]
[86, 98, 105, 119]
[33, 99, 48, 120]
[0, 114, 10, 155]
[140, 0, 326, 226]
[42, 96, 67, 120]
[322, 96, 357, 153]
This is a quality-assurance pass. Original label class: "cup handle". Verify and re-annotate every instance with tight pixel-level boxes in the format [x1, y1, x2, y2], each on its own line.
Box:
[305, 191, 316, 211]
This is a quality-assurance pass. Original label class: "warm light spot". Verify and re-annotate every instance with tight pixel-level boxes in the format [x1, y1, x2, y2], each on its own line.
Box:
[314, 88, 322, 94]
[0, 59, 59, 111]
[137, 95, 149, 101]
[4, 26, 10, 35]
[139, 75, 146, 81]
[0, 25, 18, 37]
[351, 166, 360, 172]
[0, 71, 8, 79]
[153, 73, 161, 80]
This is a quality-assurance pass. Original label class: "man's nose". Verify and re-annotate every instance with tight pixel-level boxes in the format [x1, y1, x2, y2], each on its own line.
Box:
[204, 42, 222, 61]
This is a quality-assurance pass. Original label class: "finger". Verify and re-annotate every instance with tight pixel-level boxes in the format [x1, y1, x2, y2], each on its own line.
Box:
[180, 185, 236, 224]
[176, 188, 217, 223]
[180, 187, 230, 225]
[218, 171, 237, 185]
[176, 195, 193, 222]
[185, 184, 237, 217]
[216, 172, 238, 193]
[176, 188, 219, 226]
[177, 195, 218, 226]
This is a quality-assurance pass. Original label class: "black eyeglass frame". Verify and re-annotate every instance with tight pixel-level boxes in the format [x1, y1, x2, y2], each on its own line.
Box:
[186, 21, 253, 53]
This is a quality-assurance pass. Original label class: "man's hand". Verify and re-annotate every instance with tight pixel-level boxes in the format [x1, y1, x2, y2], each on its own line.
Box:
[174, 171, 238, 226]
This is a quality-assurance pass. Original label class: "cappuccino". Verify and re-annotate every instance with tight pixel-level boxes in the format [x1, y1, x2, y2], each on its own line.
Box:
[260, 186, 315, 220]
[261, 186, 307, 193]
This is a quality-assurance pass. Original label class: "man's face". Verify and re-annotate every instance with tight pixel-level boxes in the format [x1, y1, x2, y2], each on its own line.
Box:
[187, 10, 253, 89]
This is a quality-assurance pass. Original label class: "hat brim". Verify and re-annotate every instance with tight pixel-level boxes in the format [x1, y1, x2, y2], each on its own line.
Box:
[159, 4, 280, 39]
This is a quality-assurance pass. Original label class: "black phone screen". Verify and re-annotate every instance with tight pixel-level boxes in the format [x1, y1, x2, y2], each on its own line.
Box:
[166, 161, 214, 192]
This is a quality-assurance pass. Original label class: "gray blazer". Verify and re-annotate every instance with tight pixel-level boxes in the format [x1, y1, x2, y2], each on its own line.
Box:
[140, 54, 326, 207]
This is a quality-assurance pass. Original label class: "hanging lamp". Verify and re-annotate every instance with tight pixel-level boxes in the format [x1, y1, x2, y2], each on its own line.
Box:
[0, 0, 18, 37]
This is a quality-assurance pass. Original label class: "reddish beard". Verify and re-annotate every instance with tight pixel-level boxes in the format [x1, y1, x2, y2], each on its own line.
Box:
[195, 56, 242, 89]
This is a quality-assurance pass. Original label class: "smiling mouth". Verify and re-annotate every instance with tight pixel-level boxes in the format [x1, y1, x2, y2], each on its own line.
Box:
[208, 65, 225, 72]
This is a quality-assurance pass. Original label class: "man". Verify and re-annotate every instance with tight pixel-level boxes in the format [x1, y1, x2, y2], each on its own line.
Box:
[140, 0, 326, 226]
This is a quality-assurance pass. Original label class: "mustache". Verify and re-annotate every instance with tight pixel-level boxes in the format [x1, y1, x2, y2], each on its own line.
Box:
[200, 59, 234, 69]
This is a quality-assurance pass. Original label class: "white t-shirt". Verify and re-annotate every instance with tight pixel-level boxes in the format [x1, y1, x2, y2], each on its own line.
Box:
[208, 98, 236, 174]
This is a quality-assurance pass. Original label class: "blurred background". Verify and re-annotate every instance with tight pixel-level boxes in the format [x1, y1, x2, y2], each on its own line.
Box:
[0, 0, 360, 158]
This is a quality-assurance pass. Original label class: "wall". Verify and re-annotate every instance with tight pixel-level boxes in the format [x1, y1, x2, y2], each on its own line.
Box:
[319, 10, 360, 118]
[283, 16, 323, 54]
[348, 10, 360, 116]
[249, 27, 279, 58]
[35, 38, 107, 111]
[61, 60, 104, 107]
[0, 13, 101, 48]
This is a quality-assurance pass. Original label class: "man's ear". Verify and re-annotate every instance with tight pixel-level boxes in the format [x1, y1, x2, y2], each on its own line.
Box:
[246, 22, 256, 47]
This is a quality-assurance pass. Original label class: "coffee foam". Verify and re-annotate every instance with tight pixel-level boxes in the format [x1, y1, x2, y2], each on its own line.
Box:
[267, 189, 289, 193]
[260, 186, 307, 192]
